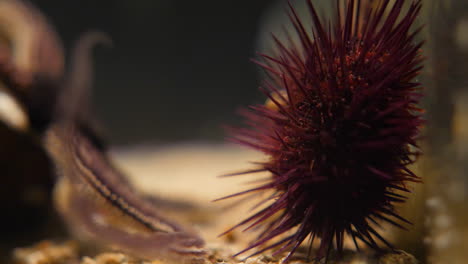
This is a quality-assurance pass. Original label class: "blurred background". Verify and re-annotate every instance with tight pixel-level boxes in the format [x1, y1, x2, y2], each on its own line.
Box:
[29, 0, 277, 145]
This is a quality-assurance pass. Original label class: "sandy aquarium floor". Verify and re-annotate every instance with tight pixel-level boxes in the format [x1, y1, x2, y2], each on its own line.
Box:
[10, 143, 424, 264]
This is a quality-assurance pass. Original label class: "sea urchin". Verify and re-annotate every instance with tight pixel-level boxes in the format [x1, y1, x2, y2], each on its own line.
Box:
[221, 0, 424, 261]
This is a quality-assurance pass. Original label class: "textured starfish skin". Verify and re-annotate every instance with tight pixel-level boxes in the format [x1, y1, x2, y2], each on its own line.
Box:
[0, 1, 205, 263]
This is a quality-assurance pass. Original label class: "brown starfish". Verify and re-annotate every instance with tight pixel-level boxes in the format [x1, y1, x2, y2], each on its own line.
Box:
[0, 1, 205, 263]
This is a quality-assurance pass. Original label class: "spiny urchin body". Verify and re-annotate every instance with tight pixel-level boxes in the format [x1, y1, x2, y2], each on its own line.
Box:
[223, 0, 424, 261]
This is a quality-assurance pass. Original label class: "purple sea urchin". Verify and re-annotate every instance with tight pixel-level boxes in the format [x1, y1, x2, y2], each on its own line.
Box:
[222, 0, 424, 261]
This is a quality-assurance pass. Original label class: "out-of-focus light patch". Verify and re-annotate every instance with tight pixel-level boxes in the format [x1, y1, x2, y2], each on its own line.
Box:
[455, 18, 468, 51]
[0, 88, 28, 131]
[91, 213, 108, 227]
[350, 261, 367, 264]
[264, 89, 287, 111]
[447, 178, 466, 202]
[433, 230, 455, 250]
[453, 91, 468, 157]
[423, 236, 432, 245]
[111, 144, 266, 203]
[426, 196, 445, 211]
[434, 214, 452, 229]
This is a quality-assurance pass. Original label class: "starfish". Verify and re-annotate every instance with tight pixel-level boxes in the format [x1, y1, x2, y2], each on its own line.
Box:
[0, 1, 205, 263]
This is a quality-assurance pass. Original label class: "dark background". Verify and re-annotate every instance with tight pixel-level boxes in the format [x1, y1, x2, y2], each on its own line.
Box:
[30, 0, 277, 145]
